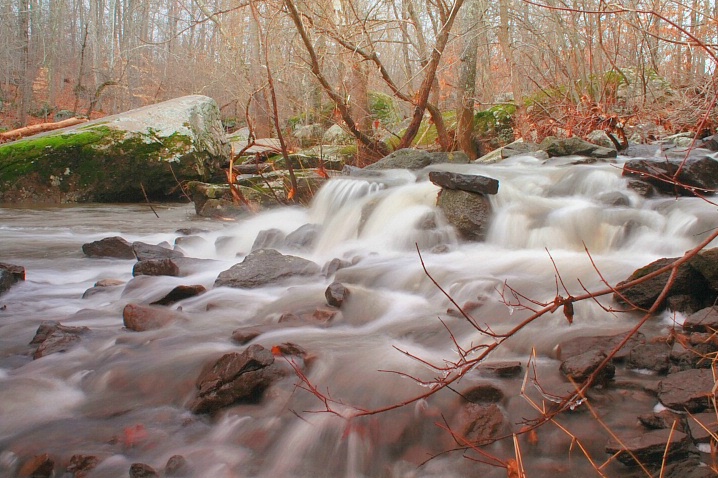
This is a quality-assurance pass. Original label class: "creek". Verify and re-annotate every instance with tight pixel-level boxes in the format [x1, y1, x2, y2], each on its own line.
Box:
[1, 155, 716, 477]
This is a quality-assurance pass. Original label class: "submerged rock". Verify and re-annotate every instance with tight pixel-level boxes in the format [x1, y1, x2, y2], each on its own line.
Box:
[214, 249, 320, 289]
[0, 95, 228, 203]
[325, 281, 349, 308]
[605, 429, 692, 467]
[0, 262, 25, 296]
[190, 344, 286, 414]
[150, 285, 206, 306]
[132, 258, 180, 277]
[559, 349, 615, 384]
[82, 236, 135, 259]
[129, 463, 159, 478]
[30, 321, 89, 359]
[123, 303, 182, 331]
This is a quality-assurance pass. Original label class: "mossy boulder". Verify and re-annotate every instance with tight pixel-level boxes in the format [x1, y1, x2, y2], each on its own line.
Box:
[0, 95, 229, 203]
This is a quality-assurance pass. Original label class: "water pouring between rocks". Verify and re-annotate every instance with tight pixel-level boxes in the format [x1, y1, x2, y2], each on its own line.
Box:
[1, 155, 717, 477]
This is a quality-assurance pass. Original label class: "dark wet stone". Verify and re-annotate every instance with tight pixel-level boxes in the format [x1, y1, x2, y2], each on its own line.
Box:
[132, 258, 180, 277]
[670, 334, 717, 370]
[627, 342, 671, 373]
[123, 303, 181, 331]
[476, 361, 523, 378]
[658, 368, 716, 412]
[539, 136, 617, 158]
[165, 455, 190, 476]
[613, 257, 713, 312]
[190, 344, 286, 414]
[453, 402, 506, 445]
[638, 410, 685, 431]
[132, 241, 184, 261]
[0, 262, 26, 296]
[325, 281, 349, 308]
[605, 429, 692, 467]
[81, 236, 135, 259]
[461, 383, 504, 403]
[560, 349, 615, 384]
[428, 171, 499, 195]
[557, 332, 644, 362]
[623, 154, 718, 195]
[662, 458, 717, 478]
[66, 454, 100, 478]
[686, 412, 718, 443]
[688, 247, 718, 290]
[214, 249, 320, 289]
[30, 321, 89, 359]
[436, 189, 492, 241]
[323, 258, 353, 276]
[129, 463, 159, 478]
[231, 328, 262, 344]
[626, 179, 656, 198]
[150, 285, 206, 306]
[17, 453, 54, 478]
[683, 306, 718, 333]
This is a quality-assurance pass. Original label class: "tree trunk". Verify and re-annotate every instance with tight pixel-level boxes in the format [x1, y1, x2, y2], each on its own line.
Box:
[19, 0, 31, 125]
[455, 0, 483, 159]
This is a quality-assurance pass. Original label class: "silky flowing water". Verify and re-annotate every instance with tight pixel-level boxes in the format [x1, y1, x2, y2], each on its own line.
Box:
[1, 156, 716, 477]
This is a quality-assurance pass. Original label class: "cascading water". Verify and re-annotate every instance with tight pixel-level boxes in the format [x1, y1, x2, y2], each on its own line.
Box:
[0, 156, 716, 477]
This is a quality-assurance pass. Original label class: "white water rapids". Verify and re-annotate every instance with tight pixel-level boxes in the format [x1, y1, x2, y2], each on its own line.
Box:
[1, 156, 716, 477]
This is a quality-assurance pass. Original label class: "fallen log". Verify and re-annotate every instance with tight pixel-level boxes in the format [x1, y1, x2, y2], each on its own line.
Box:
[0, 117, 89, 142]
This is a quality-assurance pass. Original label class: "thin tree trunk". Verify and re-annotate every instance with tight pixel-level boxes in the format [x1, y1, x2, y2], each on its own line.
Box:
[455, 0, 483, 159]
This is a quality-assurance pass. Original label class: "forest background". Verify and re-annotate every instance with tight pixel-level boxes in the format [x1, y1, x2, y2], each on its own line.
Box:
[1, 0, 716, 161]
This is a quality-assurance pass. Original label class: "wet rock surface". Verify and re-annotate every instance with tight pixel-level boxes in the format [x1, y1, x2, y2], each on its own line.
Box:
[214, 249, 320, 288]
[29, 321, 90, 359]
[428, 171, 499, 195]
[82, 236, 136, 259]
[0, 262, 25, 296]
[133, 258, 180, 277]
[325, 281, 349, 308]
[605, 429, 693, 467]
[190, 344, 286, 414]
[123, 303, 182, 331]
[436, 189, 492, 241]
[623, 153, 718, 195]
[658, 368, 716, 412]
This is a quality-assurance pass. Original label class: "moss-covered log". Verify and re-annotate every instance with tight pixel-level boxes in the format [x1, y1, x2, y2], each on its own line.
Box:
[0, 95, 230, 203]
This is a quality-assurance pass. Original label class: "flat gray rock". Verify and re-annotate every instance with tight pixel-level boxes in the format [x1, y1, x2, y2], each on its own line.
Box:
[214, 249, 320, 288]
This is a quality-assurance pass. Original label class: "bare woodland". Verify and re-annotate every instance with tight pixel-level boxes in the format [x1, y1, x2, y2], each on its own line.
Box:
[1, 0, 717, 157]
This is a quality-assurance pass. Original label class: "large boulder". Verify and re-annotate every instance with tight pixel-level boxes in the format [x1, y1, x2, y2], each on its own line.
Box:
[214, 249, 320, 288]
[622, 153, 718, 195]
[613, 257, 714, 312]
[0, 95, 229, 203]
[82, 236, 135, 259]
[539, 136, 617, 159]
[436, 189, 493, 241]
